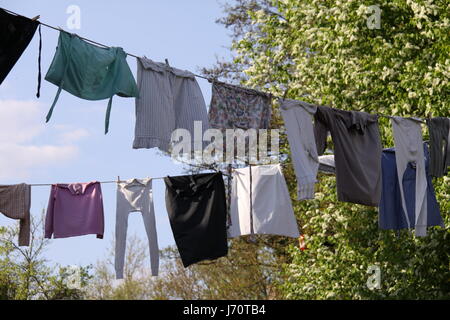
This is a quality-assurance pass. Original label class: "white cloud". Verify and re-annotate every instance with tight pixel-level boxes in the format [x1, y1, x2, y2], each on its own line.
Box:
[0, 99, 85, 180]
[0, 99, 43, 144]
[0, 144, 78, 180]
[59, 128, 90, 143]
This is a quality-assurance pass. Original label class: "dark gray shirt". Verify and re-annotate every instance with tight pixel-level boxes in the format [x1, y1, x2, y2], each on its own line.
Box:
[314, 106, 382, 206]
[426, 117, 449, 177]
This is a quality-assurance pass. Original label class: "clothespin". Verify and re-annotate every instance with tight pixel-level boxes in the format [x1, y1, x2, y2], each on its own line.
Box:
[276, 87, 290, 105]
[298, 235, 307, 251]
[227, 163, 232, 177]
[31, 15, 40, 21]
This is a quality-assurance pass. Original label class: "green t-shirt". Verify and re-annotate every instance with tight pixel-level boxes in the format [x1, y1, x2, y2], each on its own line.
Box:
[45, 31, 139, 133]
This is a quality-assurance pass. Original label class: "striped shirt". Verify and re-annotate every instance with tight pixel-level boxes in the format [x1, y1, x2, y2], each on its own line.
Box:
[133, 57, 209, 153]
[0, 183, 31, 246]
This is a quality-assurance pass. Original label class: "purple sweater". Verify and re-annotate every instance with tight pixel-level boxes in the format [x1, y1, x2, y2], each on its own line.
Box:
[45, 181, 104, 239]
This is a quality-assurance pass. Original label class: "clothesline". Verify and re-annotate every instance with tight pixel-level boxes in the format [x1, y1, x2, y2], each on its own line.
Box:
[29, 179, 159, 187]
[1, 7, 210, 81]
[27, 161, 250, 186]
[0, 7, 429, 123]
[29, 176, 188, 187]
[28, 169, 235, 186]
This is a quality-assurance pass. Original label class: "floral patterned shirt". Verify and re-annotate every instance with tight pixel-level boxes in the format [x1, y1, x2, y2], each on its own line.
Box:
[208, 81, 272, 129]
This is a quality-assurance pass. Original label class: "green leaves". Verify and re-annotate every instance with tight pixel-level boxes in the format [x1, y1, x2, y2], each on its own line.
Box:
[216, 0, 450, 299]
[0, 217, 91, 300]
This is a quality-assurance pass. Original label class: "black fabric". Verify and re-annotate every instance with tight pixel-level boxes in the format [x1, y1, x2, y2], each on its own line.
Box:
[314, 106, 382, 206]
[36, 23, 42, 97]
[0, 9, 39, 85]
[426, 117, 449, 177]
[164, 172, 228, 268]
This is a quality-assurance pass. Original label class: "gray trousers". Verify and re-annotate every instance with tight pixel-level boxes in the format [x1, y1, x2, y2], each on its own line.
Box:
[391, 117, 428, 236]
[280, 99, 319, 200]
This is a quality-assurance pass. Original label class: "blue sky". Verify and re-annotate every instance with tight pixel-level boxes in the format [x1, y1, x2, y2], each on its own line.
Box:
[0, 1, 232, 269]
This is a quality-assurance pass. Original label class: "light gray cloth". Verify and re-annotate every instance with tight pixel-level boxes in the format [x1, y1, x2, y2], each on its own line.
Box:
[280, 99, 319, 200]
[318, 155, 335, 174]
[228, 164, 300, 238]
[133, 57, 209, 152]
[391, 117, 428, 237]
[115, 178, 159, 279]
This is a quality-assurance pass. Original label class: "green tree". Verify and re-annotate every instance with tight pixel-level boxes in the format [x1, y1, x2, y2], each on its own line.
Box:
[0, 212, 91, 300]
[202, 0, 449, 299]
[149, 239, 285, 300]
[86, 233, 288, 300]
[86, 235, 154, 300]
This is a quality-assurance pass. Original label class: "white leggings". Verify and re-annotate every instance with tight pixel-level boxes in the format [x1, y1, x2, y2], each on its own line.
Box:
[115, 178, 159, 278]
[391, 117, 428, 236]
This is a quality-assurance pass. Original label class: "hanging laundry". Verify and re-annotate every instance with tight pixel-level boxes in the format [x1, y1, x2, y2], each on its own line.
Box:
[280, 99, 319, 200]
[0, 183, 31, 246]
[208, 81, 272, 130]
[391, 117, 428, 236]
[133, 57, 209, 152]
[164, 172, 228, 268]
[45, 31, 139, 134]
[314, 106, 382, 206]
[115, 178, 159, 279]
[426, 117, 449, 177]
[45, 181, 104, 239]
[0, 9, 40, 92]
[379, 144, 444, 231]
[228, 164, 300, 238]
[318, 155, 335, 174]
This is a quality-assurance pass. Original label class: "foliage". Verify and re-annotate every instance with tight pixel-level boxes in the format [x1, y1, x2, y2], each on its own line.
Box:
[0, 212, 91, 300]
[150, 239, 287, 300]
[85, 235, 153, 300]
[204, 0, 450, 299]
[86, 234, 292, 300]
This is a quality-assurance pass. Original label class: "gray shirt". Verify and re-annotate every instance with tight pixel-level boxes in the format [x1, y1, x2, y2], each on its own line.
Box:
[314, 106, 382, 206]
